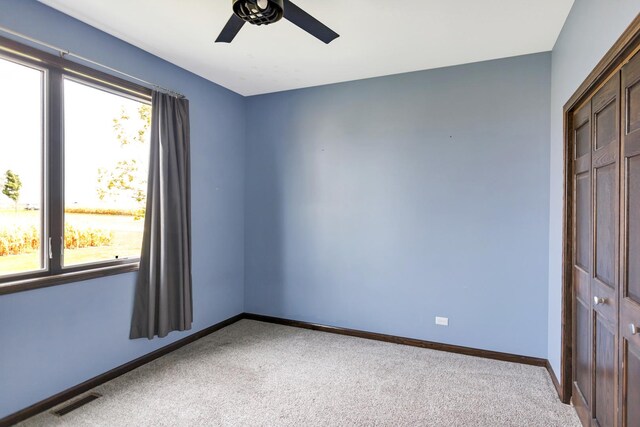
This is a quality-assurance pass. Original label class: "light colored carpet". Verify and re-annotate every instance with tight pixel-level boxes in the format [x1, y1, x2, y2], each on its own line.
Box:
[19, 319, 580, 427]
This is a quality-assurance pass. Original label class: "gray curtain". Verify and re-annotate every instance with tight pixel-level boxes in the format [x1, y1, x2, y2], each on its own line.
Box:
[130, 91, 192, 339]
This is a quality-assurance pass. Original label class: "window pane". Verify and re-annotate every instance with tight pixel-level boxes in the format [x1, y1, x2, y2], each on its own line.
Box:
[63, 78, 150, 267]
[0, 57, 44, 277]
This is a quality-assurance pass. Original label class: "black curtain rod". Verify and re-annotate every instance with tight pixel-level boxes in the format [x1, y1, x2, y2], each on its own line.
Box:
[0, 25, 185, 98]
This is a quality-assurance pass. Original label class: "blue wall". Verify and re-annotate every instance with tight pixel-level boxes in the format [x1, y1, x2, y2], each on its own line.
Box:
[547, 0, 640, 376]
[245, 53, 552, 358]
[0, 0, 245, 418]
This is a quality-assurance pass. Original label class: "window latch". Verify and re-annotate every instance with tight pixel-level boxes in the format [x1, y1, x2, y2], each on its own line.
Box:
[49, 237, 63, 259]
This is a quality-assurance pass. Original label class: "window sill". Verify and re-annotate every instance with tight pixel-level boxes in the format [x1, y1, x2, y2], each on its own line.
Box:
[0, 263, 139, 296]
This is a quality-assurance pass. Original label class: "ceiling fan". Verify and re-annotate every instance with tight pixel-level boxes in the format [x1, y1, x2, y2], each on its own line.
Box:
[215, 0, 339, 44]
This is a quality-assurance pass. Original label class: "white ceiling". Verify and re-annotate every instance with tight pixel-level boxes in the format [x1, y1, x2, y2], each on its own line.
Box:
[38, 0, 574, 96]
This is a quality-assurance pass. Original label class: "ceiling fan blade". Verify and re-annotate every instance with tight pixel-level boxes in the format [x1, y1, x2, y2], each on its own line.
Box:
[215, 14, 246, 43]
[282, 0, 339, 44]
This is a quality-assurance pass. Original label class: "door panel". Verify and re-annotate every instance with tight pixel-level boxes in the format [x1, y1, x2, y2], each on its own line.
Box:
[595, 163, 617, 288]
[577, 121, 592, 158]
[627, 154, 640, 304]
[596, 101, 617, 150]
[573, 102, 592, 422]
[577, 172, 591, 269]
[622, 342, 640, 427]
[594, 314, 617, 427]
[627, 80, 640, 134]
[591, 73, 620, 427]
[576, 300, 592, 405]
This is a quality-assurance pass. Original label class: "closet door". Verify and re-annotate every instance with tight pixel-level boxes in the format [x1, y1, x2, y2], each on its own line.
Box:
[573, 100, 593, 426]
[620, 51, 640, 427]
[572, 72, 621, 427]
[590, 73, 620, 427]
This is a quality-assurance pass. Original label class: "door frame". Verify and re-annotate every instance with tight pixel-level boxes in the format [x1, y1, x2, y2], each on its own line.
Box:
[560, 13, 640, 405]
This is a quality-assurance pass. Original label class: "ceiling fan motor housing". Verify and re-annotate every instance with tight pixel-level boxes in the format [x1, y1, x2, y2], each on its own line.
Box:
[232, 0, 284, 26]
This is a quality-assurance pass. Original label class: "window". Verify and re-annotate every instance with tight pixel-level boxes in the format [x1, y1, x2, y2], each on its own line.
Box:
[0, 37, 152, 290]
[0, 56, 45, 277]
[63, 79, 150, 267]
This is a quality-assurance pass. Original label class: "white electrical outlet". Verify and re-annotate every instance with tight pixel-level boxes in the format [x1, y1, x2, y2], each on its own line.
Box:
[435, 316, 449, 326]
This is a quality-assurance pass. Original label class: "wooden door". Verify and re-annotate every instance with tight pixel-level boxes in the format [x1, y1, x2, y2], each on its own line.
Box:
[572, 72, 621, 427]
[591, 73, 620, 427]
[620, 50, 640, 427]
[573, 99, 593, 426]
